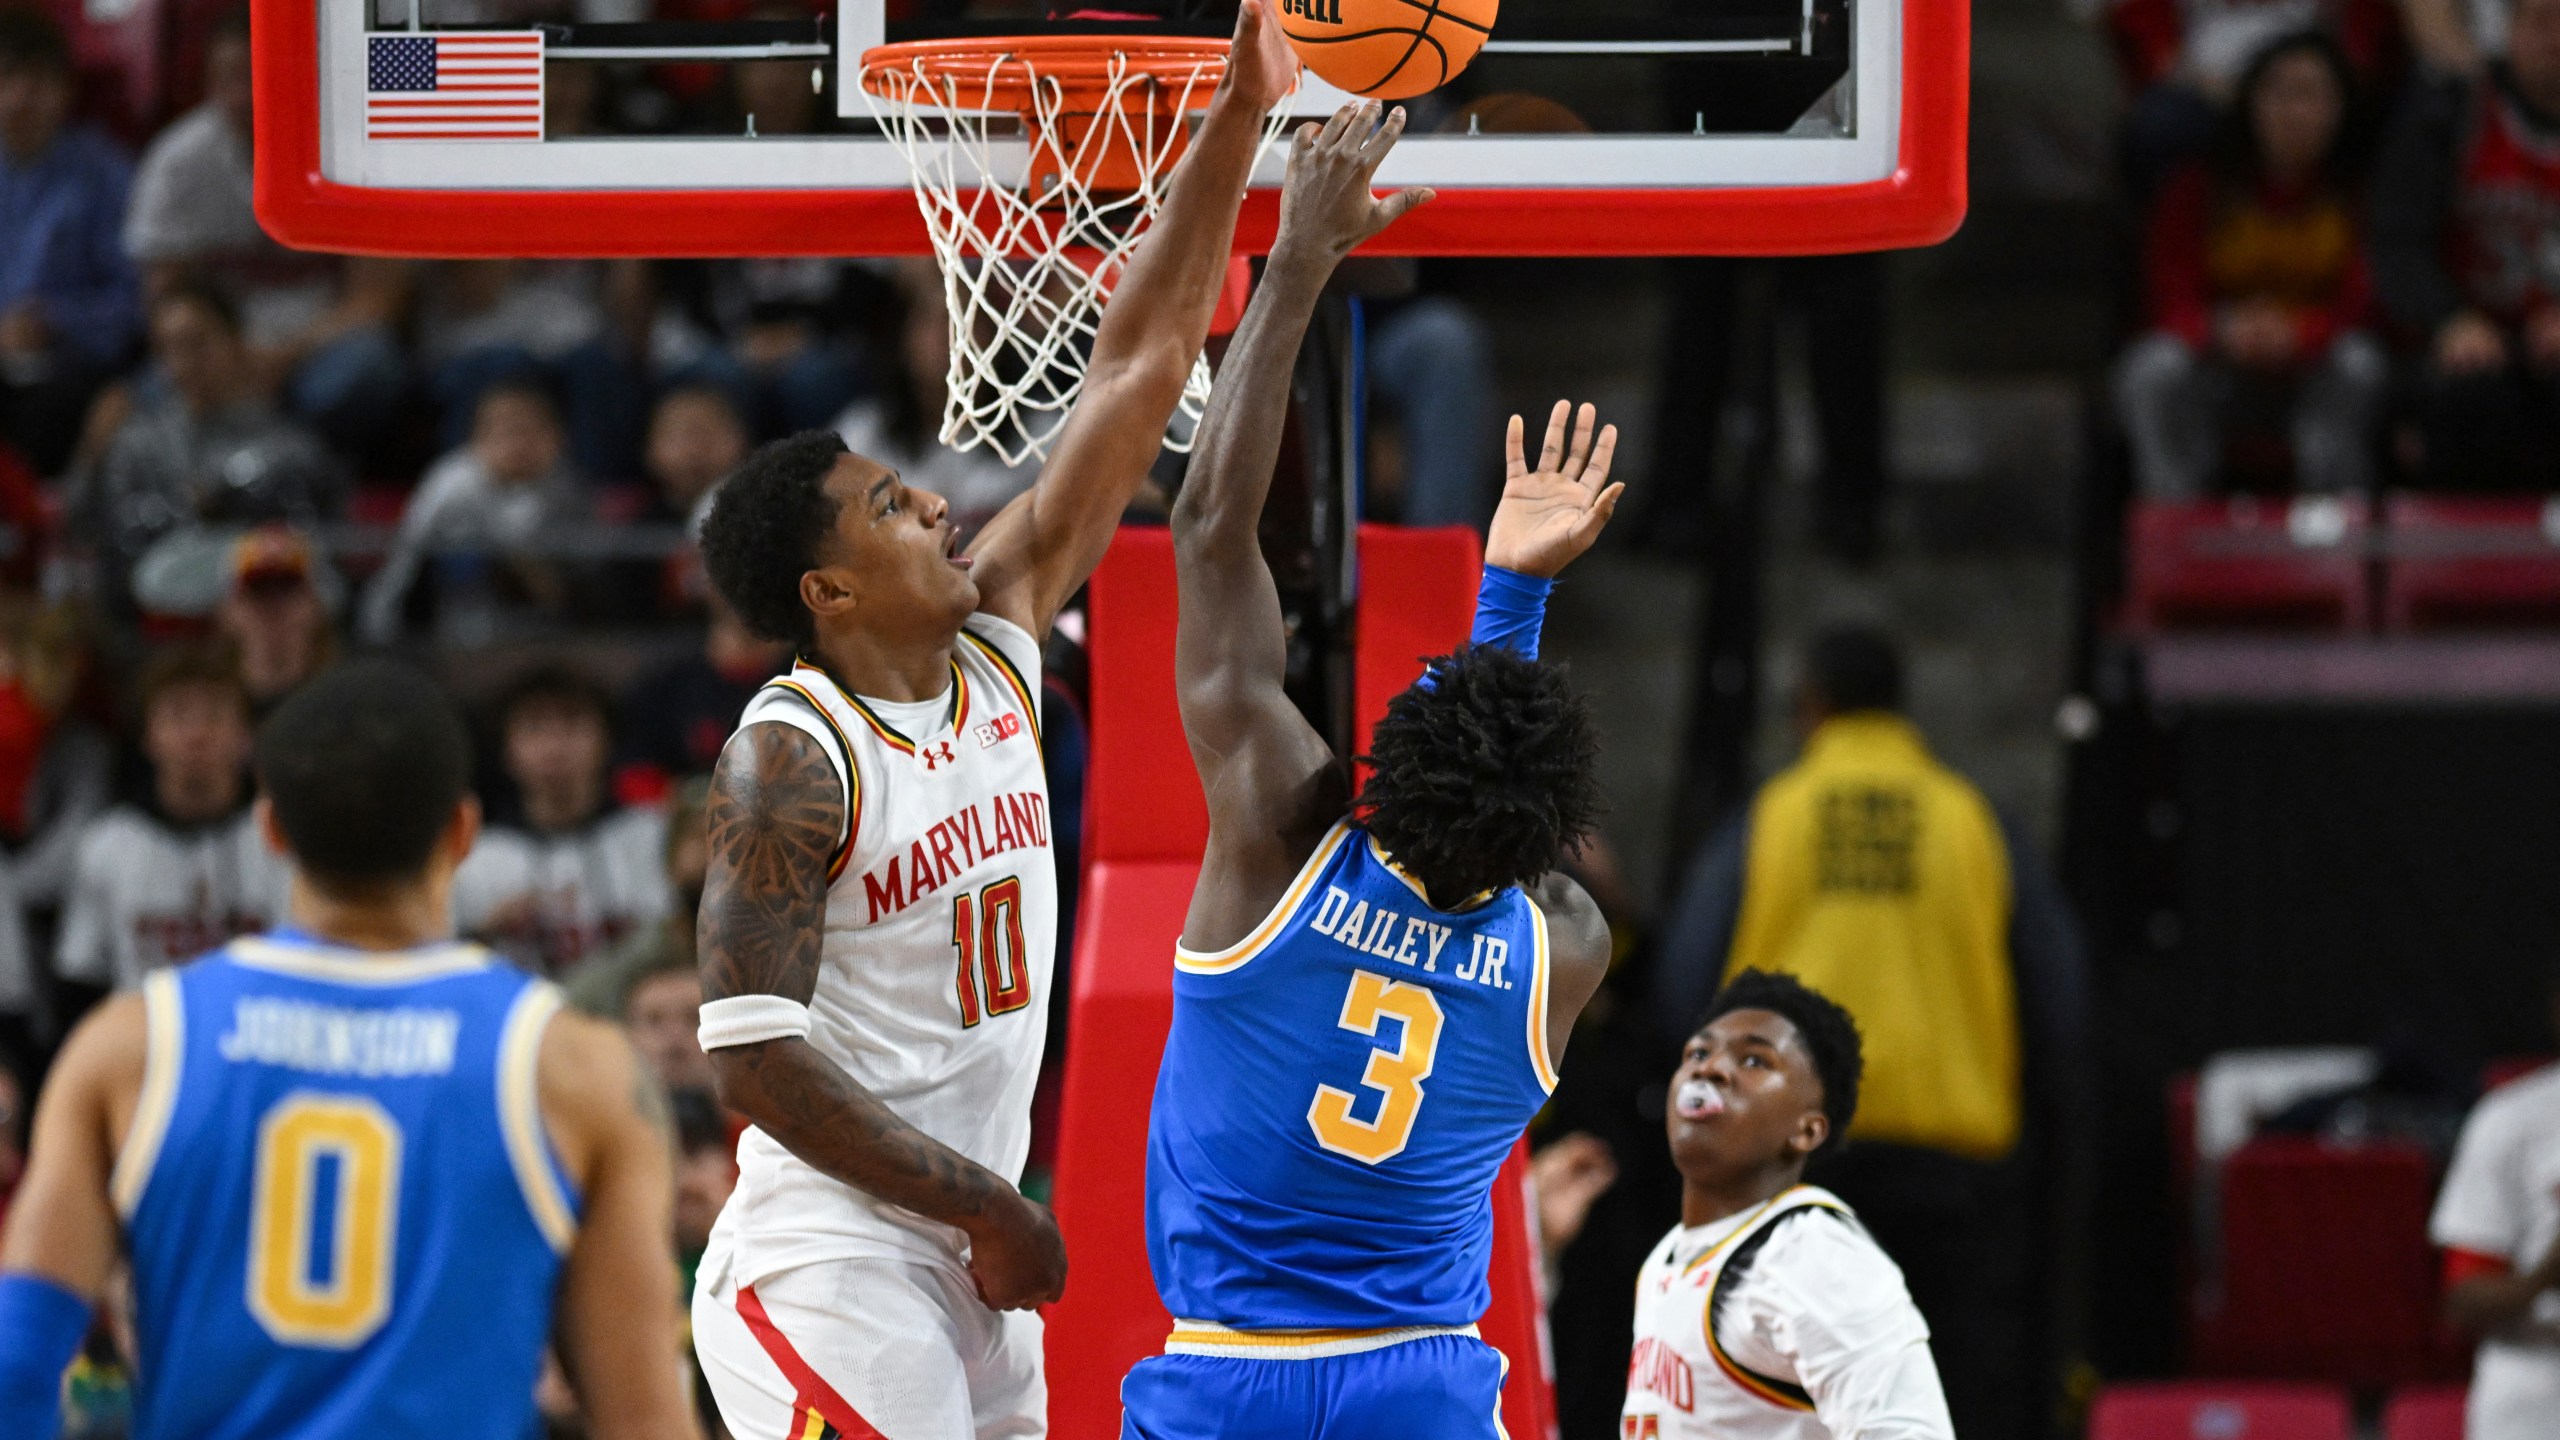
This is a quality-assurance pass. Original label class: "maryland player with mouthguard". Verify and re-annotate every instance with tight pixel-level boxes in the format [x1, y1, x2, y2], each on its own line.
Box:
[1623, 971, 1952, 1440]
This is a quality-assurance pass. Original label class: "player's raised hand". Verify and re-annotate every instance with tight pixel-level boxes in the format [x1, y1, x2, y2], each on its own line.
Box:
[1273, 102, 1434, 262]
[1219, 0, 1301, 115]
[1485, 400, 1625, 579]
[964, 1187, 1068, 1311]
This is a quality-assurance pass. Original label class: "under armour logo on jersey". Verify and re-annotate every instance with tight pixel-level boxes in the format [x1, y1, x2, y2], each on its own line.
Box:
[920, 740, 959, 771]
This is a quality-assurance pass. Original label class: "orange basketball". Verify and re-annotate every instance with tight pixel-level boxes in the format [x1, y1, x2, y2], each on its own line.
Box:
[1276, 0, 1497, 101]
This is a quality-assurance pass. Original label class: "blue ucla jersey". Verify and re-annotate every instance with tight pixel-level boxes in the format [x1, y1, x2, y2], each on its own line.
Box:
[117, 931, 579, 1440]
[1146, 822, 1559, 1329]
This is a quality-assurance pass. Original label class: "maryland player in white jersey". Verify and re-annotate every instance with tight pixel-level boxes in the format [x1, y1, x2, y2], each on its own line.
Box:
[1624, 971, 1954, 1440]
[679, 9, 1298, 1438]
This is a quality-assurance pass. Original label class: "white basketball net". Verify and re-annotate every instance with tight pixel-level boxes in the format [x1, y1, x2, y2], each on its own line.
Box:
[861, 49, 1287, 466]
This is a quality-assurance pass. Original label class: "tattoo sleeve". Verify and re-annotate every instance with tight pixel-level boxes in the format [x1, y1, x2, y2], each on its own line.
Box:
[698, 723, 1013, 1230]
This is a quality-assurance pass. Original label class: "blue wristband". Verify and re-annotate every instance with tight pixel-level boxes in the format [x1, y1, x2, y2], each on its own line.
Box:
[0, 1271, 90, 1439]
[1468, 564, 1555, 662]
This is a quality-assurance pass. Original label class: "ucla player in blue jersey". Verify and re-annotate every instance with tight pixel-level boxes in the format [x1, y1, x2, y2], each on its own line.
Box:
[1128, 102, 1626, 1440]
[0, 660, 698, 1440]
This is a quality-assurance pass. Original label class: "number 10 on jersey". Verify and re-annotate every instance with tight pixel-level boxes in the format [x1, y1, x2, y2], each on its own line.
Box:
[952, 876, 1030, 1027]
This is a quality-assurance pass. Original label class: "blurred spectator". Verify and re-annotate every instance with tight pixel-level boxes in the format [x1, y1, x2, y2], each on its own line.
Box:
[2115, 32, 2385, 498]
[643, 381, 747, 531]
[0, 1041, 22, 1226]
[669, 1085, 739, 1299]
[565, 774, 709, 1017]
[2403, 0, 2513, 75]
[1363, 282, 1501, 527]
[418, 259, 648, 480]
[2106, 0, 2402, 192]
[0, 6, 139, 476]
[616, 594, 785, 792]
[456, 664, 669, 979]
[212, 527, 338, 718]
[1652, 627, 2087, 1440]
[54, 644, 285, 992]
[622, 953, 714, 1095]
[1529, 1131, 1619, 1293]
[831, 261, 1034, 533]
[2373, 0, 2560, 489]
[358, 378, 592, 646]
[0, 597, 110, 922]
[64, 281, 340, 614]
[120, 8, 412, 465]
[2430, 960, 2560, 1440]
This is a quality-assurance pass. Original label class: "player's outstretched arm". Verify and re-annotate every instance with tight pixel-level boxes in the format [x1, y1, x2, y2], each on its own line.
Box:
[968, 0, 1299, 641]
[1528, 872, 1614, 1077]
[1173, 102, 1430, 951]
[697, 723, 1064, 1311]
[0, 996, 140, 1436]
[541, 1011, 702, 1440]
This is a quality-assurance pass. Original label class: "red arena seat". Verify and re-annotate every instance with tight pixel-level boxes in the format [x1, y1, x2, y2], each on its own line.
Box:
[2190, 1138, 2453, 1386]
[2088, 1381, 2352, 1440]
[2381, 494, 2560, 630]
[2124, 498, 2371, 632]
[2382, 1386, 2467, 1440]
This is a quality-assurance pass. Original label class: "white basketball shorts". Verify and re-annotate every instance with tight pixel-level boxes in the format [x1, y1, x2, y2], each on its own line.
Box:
[693, 1239, 1046, 1440]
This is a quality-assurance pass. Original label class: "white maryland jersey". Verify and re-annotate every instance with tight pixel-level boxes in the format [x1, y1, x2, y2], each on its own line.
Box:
[2430, 1063, 2560, 1440]
[55, 806, 292, 989]
[713, 613, 1055, 1280]
[1623, 1186, 1953, 1440]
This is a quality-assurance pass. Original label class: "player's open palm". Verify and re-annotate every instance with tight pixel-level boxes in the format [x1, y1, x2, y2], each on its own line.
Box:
[1486, 400, 1624, 579]
[1276, 102, 1434, 260]
[967, 1188, 1069, 1311]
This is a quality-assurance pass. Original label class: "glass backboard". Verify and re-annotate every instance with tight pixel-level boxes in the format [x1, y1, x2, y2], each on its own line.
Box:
[251, 0, 1965, 257]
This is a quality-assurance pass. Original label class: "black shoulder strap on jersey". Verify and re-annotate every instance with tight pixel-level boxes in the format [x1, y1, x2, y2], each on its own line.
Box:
[1702, 1199, 1856, 1412]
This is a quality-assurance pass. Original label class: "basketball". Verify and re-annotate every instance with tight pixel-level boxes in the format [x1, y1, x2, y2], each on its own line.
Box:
[1276, 0, 1498, 101]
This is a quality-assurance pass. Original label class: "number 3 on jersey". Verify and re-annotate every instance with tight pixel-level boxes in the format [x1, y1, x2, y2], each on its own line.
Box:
[953, 876, 1031, 1027]
[1308, 970, 1446, 1164]
[246, 1093, 402, 1348]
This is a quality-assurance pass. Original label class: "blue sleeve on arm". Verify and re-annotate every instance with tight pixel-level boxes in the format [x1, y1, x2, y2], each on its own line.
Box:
[0, 1271, 91, 1438]
[1467, 564, 1554, 661]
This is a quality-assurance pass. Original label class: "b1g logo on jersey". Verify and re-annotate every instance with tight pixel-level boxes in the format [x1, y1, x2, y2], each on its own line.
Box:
[975, 712, 1025, 751]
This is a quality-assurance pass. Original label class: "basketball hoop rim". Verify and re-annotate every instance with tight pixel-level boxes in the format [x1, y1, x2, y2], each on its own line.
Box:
[857, 34, 1233, 109]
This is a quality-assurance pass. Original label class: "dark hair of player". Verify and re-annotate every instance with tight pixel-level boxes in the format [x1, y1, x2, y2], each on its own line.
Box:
[1698, 968, 1865, 1156]
[698, 429, 849, 650]
[1805, 625, 1903, 714]
[0, 7, 71, 74]
[255, 659, 473, 890]
[1354, 644, 1602, 907]
[497, 662, 612, 733]
[135, 641, 247, 720]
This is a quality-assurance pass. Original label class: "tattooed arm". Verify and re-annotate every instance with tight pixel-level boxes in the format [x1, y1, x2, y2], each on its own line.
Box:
[698, 722, 1065, 1310]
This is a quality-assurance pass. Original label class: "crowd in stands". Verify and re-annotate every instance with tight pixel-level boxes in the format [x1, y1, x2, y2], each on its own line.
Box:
[2109, 0, 2560, 497]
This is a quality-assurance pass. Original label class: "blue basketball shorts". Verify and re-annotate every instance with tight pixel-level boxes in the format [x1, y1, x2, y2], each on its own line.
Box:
[1120, 1331, 1509, 1440]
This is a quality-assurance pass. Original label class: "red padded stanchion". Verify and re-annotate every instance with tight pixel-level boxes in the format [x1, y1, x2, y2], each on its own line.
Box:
[1048, 525, 1556, 1440]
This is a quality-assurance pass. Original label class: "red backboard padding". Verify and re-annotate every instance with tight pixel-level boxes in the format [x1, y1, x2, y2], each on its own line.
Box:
[1048, 524, 1555, 1440]
[2087, 1381, 2353, 1440]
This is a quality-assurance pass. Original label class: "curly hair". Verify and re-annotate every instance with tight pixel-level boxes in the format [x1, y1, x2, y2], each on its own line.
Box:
[1698, 969, 1865, 1155]
[1354, 644, 1602, 906]
[697, 430, 849, 649]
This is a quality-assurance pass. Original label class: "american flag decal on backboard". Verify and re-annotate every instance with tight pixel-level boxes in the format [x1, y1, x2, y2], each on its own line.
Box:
[365, 32, 544, 141]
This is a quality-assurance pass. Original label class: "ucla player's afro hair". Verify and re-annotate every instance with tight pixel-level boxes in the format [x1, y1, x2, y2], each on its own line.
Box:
[699, 429, 850, 650]
[1698, 969, 1864, 1156]
[1355, 644, 1602, 907]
